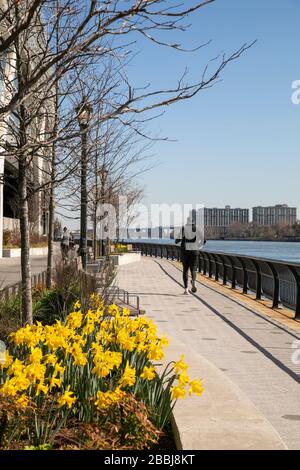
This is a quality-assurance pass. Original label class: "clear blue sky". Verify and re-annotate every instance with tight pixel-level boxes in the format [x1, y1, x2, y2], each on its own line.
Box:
[126, 0, 300, 221]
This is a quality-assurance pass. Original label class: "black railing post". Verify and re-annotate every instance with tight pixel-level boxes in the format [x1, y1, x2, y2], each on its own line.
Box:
[207, 253, 213, 278]
[220, 255, 227, 285]
[252, 260, 262, 300]
[288, 266, 300, 319]
[212, 254, 219, 282]
[267, 262, 280, 309]
[238, 257, 248, 294]
[229, 257, 236, 289]
[203, 253, 207, 276]
[198, 253, 203, 273]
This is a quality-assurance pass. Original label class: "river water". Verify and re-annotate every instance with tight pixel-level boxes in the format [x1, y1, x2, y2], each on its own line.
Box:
[124, 239, 300, 264]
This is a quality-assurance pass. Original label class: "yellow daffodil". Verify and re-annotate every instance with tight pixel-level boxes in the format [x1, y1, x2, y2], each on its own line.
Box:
[178, 372, 190, 387]
[174, 354, 188, 374]
[159, 335, 169, 347]
[189, 379, 204, 397]
[171, 386, 186, 400]
[66, 311, 83, 329]
[49, 376, 62, 390]
[73, 300, 81, 310]
[8, 359, 24, 375]
[122, 308, 130, 316]
[116, 330, 135, 352]
[108, 304, 119, 317]
[73, 353, 87, 367]
[11, 373, 30, 392]
[94, 387, 125, 410]
[36, 381, 49, 396]
[29, 347, 43, 364]
[57, 386, 76, 409]
[54, 362, 65, 376]
[119, 362, 136, 388]
[25, 362, 46, 382]
[147, 344, 164, 361]
[140, 366, 156, 381]
[0, 380, 18, 397]
[16, 394, 29, 409]
[45, 354, 57, 366]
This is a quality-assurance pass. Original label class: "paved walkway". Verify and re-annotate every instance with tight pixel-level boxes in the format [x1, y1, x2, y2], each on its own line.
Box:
[117, 257, 300, 450]
[0, 244, 63, 288]
[0, 256, 48, 287]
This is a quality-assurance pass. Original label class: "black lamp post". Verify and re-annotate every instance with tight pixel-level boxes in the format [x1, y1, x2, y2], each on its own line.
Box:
[76, 98, 92, 271]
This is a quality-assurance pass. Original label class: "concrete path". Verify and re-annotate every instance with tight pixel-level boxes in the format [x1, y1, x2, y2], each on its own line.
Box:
[0, 256, 48, 287]
[0, 244, 64, 288]
[117, 257, 300, 450]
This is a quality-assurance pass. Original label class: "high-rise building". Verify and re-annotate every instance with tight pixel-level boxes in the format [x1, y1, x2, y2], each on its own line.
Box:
[204, 206, 249, 227]
[252, 205, 297, 226]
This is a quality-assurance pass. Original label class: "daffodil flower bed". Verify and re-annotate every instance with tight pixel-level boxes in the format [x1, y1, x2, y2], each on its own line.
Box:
[0, 294, 204, 450]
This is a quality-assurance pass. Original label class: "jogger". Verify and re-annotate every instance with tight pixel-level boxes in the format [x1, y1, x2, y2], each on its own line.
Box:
[175, 211, 206, 294]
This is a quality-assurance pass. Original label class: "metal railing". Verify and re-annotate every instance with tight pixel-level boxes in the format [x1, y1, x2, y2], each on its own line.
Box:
[104, 286, 141, 314]
[124, 242, 300, 319]
[86, 259, 141, 314]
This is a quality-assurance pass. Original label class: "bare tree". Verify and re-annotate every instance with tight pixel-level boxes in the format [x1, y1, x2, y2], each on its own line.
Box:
[0, 1, 254, 118]
[0, 0, 254, 323]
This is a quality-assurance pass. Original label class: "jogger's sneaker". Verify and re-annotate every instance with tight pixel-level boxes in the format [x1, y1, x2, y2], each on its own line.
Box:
[183, 288, 189, 295]
[191, 281, 197, 293]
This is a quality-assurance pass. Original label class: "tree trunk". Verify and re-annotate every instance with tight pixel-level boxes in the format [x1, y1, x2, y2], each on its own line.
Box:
[46, 157, 55, 288]
[15, 2, 33, 324]
[19, 150, 33, 325]
[47, 0, 59, 288]
[93, 205, 97, 260]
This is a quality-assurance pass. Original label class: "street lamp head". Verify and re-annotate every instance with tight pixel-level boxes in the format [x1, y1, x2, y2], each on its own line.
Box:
[76, 99, 93, 127]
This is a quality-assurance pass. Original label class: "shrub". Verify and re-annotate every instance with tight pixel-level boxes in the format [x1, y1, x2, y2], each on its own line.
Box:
[3, 230, 20, 249]
[3, 230, 47, 248]
[34, 262, 93, 325]
[113, 244, 128, 254]
[53, 395, 159, 450]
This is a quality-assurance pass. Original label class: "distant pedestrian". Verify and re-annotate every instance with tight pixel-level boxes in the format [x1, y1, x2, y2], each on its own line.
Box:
[69, 232, 75, 249]
[61, 227, 71, 263]
[175, 214, 206, 295]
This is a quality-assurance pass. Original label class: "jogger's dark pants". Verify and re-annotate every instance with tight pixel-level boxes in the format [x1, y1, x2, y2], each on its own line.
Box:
[182, 252, 198, 289]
